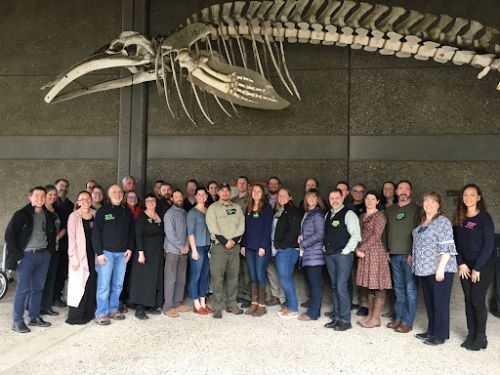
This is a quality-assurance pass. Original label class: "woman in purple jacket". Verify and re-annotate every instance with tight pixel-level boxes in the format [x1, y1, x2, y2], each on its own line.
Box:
[241, 183, 274, 317]
[298, 189, 326, 321]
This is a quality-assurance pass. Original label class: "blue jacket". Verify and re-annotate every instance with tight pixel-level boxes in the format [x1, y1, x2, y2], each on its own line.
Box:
[300, 207, 325, 267]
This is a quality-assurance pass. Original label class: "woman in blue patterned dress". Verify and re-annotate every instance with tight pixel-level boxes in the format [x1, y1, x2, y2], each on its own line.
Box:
[412, 192, 457, 346]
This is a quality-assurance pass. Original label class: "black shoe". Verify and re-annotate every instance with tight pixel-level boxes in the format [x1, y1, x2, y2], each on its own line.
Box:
[333, 322, 352, 331]
[467, 335, 488, 351]
[266, 296, 281, 307]
[213, 310, 222, 319]
[12, 321, 31, 333]
[119, 303, 128, 314]
[324, 311, 334, 318]
[351, 303, 359, 310]
[28, 316, 51, 327]
[301, 300, 310, 308]
[356, 307, 369, 316]
[324, 319, 339, 329]
[54, 298, 67, 308]
[240, 300, 252, 308]
[424, 337, 445, 346]
[135, 311, 148, 320]
[415, 332, 432, 341]
[147, 307, 162, 315]
[460, 331, 475, 348]
[40, 308, 59, 316]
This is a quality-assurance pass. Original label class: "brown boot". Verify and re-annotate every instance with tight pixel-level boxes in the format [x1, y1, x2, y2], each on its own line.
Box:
[361, 298, 384, 328]
[357, 294, 374, 326]
[253, 286, 267, 317]
[245, 283, 259, 315]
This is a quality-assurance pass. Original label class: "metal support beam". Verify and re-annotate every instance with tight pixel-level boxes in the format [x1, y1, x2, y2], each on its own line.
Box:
[118, 0, 149, 196]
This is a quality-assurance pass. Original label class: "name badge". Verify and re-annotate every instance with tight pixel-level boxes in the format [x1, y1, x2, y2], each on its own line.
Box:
[465, 221, 476, 230]
[226, 208, 236, 216]
[252, 212, 260, 219]
[396, 212, 405, 221]
[104, 214, 115, 221]
[331, 220, 340, 228]
[147, 218, 153, 223]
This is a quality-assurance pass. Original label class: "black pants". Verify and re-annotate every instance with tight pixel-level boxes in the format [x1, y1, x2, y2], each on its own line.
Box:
[420, 273, 454, 340]
[460, 257, 495, 336]
[66, 272, 97, 325]
[53, 243, 68, 301]
[41, 251, 59, 311]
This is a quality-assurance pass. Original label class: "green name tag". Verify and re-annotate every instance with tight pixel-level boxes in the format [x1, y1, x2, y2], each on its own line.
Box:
[104, 214, 115, 221]
[226, 208, 237, 216]
[252, 212, 260, 219]
[147, 218, 153, 223]
[331, 220, 340, 228]
[396, 212, 405, 221]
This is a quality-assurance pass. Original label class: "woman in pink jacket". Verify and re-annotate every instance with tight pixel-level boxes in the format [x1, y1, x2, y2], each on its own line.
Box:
[66, 191, 97, 325]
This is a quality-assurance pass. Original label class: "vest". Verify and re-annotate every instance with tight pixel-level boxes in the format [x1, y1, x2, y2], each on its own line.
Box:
[324, 206, 351, 255]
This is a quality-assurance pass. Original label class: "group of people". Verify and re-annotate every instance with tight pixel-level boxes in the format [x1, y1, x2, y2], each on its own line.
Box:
[5, 175, 496, 351]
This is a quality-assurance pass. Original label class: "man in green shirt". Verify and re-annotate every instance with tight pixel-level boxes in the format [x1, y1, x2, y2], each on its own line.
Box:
[385, 180, 420, 333]
[206, 183, 245, 318]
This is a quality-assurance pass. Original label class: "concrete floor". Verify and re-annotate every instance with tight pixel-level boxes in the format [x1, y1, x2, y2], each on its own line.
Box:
[0, 281, 499, 375]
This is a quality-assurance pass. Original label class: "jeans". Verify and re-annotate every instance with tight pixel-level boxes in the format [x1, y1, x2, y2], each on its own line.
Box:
[246, 248, 270, 286]
[188, 245, 210, 300]
[390, 254, 418, 326]
[275, 248, 299, 312]
[325, 252, 354, 324]
[421, 273, 454, 340]
[13, 250, 51, 322]
[95, 250, 127, 318]
[303, 265, 323, 320]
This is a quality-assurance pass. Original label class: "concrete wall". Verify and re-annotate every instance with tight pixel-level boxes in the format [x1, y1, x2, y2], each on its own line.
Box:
[0, 0, 498, 308]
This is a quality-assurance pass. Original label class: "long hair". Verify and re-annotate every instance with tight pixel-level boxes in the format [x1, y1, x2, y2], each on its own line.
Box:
[275, 187, 293, 210]
[303, 188, 325, 212]
[247, 183, 266, 214]
[453, 184, 487, 226]
[75, 190, 92, 210]
[420, 191, 443, 224]
[380, 181, 398, 207]
[124, 190, 141, 208]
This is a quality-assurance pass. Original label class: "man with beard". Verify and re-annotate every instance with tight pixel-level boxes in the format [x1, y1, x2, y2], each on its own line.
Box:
[385, 180, 420, 333]
[53, 178, 74, 307]
[152, 179, 164, 199]
[163, 190, 191, 317]
[232, 176, 252, 308]
[206, 183, 245, 318]
[265, 176, 286, 307]
[156, 182, 173, 218]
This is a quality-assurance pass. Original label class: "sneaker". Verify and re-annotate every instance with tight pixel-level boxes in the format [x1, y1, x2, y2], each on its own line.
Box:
[12, 321, 31, 333]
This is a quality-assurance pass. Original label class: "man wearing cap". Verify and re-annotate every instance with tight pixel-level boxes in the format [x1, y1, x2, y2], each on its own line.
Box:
[206, 182, 245, 318]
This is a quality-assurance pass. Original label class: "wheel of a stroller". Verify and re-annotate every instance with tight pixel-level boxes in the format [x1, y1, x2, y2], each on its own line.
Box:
[0, 270, 8, 300]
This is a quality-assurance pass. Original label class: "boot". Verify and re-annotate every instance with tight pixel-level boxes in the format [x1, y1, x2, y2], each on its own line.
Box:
[460, 330, 476, 348]
[357, 294, 374, 326]
[245, 283, 259, 315]
[253, 286, 267, 317]
[361, 298, 384, 328]
[467, 334, 488, 351]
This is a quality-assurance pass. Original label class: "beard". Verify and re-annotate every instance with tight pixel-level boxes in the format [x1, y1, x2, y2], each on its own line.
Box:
[173, 201, 184, 208]
[398, 194, 409, 201]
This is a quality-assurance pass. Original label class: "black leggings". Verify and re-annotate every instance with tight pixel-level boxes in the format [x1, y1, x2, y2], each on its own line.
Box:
[460, 257, 495, 336]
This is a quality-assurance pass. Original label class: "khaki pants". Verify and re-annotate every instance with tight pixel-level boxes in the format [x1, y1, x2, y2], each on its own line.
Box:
[210, 243, 240, 310]
[266, 257, 285, 303]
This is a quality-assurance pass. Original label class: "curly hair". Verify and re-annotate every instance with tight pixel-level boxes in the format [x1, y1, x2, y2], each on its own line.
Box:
[452, 184, 487, 227]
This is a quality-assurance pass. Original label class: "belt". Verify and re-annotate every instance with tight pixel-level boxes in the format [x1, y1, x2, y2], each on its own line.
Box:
[25, 248, 47, 253]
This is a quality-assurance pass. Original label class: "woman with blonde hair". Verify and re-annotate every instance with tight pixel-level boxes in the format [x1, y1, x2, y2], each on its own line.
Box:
[66, 191, 97, 324]
[412, 192, 457, 345]
[453, 184, 495, 351]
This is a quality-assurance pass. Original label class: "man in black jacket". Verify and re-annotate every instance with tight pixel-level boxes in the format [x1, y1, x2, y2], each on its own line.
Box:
[92, 184, 134, 325]
[5, 186, 56, 333]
